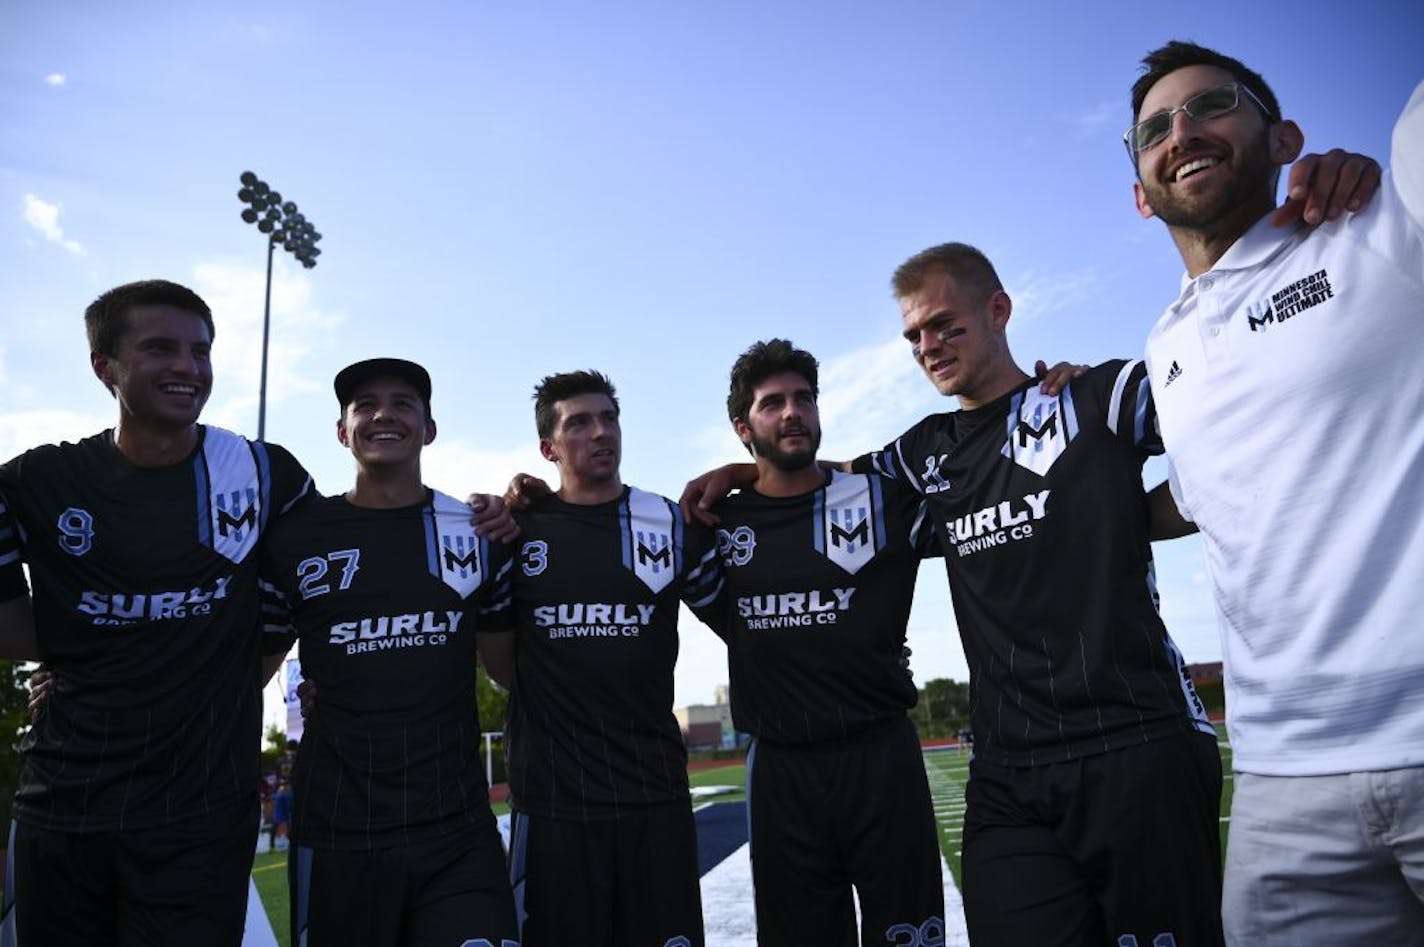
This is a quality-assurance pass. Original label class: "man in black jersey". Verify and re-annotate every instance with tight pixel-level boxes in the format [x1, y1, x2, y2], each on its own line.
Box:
[683, 245, 1223, 946]
[0, 280, 314, 947]
[483, 370, 722, 947]
[868, 243, 1222, 946]
[699, 339, 945, 947]
[263, 358, 519, 947]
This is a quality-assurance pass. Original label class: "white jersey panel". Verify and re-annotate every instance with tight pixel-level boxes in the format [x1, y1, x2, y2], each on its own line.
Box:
[623, 487, 680, 594]
[198, 427, 264, 564]
[428, 490, 491, 598]
[816, 471, 885, 575]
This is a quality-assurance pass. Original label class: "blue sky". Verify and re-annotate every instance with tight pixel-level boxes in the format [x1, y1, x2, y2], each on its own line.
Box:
[3, 1, 1420, 732]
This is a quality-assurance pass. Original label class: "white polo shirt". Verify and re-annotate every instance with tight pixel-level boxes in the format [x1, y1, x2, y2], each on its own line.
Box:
[1145, 80, 1424, 777]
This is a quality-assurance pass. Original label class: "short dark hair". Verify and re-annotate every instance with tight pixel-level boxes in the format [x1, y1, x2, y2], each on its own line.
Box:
[1131, 40, 1280, 125]
[84, 280, 215, 357]
[726, 339, 819, 424]
[891, 242, 1004, 304]
[533, 370, 619, 439]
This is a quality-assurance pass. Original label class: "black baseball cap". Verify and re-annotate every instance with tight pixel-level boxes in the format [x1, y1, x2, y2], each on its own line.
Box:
[333, 358, 432, 407]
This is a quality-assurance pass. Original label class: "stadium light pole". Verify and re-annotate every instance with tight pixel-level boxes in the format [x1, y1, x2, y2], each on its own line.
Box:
[236, 171, 323, 441]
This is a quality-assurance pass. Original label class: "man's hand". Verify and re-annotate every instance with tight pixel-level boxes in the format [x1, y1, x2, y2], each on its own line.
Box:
[467, 493, 520, 543]
[678, 464, 756, 527]
[477, 630, 516, 691]
[1033, 360, 1090, 397]
[1146, 480, 1197, 541]
[297, 679, 318, 718]
[1272, 149, 1382, 227]
[503, 473, 553, 511]
[27, 666, 54, 723]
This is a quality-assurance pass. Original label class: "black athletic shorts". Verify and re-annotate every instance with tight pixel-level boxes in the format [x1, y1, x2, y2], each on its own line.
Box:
[7, 797, 258, 947]
[747, 715, 945, 947]
[290, 822, 518, 947]
[961, 728, 1224, 947]
[508, 803, 702, 947]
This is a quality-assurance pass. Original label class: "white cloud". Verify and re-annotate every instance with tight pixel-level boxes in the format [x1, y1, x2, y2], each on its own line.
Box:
[191, 258, 344, 433]
[1004, 266, 1104, 326]
[420, 439, 546, 501]
[43, 73, 66, 87]
[818, 336, 941, 458]
[21, 194, 84, 255]
[0, 408, 113, 464]
[0, 345, 113, 459]
[1060, 100, 1118, 138]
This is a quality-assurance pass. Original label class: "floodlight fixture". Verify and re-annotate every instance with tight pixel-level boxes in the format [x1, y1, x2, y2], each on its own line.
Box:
[235, 170, 324, 441]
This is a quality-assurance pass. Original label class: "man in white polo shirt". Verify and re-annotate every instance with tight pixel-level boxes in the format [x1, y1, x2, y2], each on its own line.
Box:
[1128, 40, 1424, 944]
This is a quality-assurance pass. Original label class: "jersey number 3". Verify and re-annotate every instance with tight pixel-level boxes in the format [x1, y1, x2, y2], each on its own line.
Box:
[520, 540, 548, 577]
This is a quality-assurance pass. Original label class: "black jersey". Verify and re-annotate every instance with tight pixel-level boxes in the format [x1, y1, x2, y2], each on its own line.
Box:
[702, 471, 936, 745]
[487, 486, 722, 820]
[854, 361, 1212, 766]
[263, 490, 509, 850]
[0, 489, 25, 601]
[0, 426, 313, 832]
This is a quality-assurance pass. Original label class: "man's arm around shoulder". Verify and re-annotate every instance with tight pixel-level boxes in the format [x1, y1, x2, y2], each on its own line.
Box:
[478, 630, 516, 691]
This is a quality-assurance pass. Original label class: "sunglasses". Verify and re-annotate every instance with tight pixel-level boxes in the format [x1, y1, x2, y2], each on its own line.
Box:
[1123, 82, 1274, 160]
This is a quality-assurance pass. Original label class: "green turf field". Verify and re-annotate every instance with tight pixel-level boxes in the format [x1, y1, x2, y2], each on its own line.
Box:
[251, 726, 1232, 945]
[251, 849, 288, 944]
[690, 761, 748, 804]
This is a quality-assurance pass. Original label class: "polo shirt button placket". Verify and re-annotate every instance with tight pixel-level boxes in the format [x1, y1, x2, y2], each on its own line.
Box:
[1197, 276, 1227, 357]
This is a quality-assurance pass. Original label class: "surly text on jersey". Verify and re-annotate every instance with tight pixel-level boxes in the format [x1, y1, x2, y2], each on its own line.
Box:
[78, 574, 233, 625]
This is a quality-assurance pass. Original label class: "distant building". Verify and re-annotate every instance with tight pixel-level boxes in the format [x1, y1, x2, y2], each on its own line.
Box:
[1187, 661, 1223, 684]
[675, 700, 735, 751]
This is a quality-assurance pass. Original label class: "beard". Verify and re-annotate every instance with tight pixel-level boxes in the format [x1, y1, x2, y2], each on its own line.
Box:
[1139, 129, 1277, 232]
[748, 425, 822, 472]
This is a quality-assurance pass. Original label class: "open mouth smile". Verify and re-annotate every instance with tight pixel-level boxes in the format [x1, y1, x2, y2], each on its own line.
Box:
[1171, 155, 1222, 183]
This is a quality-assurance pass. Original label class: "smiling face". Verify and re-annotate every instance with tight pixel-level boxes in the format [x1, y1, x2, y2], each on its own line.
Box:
[337, 375, 435, 470]
[899, 269, 1015, 407]
[90, 304, 213, 433]
[735, 370, 821, 472]
[540, 392, 622, 490]
[1131, 64, 1283, 234]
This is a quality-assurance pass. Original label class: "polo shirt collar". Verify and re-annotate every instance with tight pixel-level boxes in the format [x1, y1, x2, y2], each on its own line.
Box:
[1177, 211, 1300, 292]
